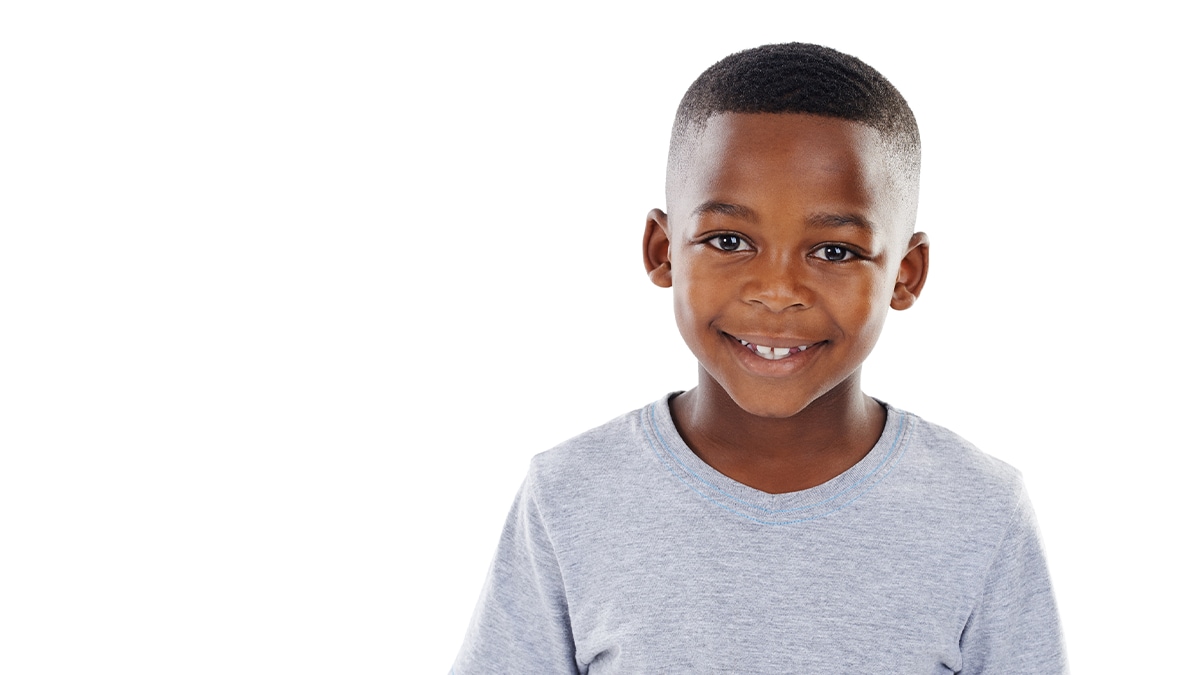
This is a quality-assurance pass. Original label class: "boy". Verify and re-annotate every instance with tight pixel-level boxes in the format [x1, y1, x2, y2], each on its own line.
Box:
[452, 43, 1065, 673]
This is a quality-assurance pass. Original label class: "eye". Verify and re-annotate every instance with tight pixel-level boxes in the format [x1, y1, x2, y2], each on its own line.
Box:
[706, 234, 751, 252]
[812, 245, 857, 262]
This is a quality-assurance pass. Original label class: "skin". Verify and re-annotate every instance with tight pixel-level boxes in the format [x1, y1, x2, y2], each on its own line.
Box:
[643, 113, 929, 494]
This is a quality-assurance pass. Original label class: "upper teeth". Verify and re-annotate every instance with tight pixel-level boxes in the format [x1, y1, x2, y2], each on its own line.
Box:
[738, 339, 808, 360]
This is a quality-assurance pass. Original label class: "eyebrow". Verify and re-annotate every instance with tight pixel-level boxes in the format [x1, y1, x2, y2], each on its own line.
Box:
[691, 201, 756, 220]
[692, 201, 877, 233]
[807, 212, 877, 233]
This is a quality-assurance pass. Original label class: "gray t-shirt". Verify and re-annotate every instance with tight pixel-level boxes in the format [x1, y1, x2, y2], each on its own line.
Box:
[453, 395, 1066, 674]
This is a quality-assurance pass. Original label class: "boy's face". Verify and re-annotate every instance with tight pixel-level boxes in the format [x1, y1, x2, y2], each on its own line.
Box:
[644, 113, 928, 419]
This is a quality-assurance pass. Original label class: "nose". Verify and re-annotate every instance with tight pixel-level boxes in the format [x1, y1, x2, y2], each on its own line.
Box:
[743, 254, 811, 312]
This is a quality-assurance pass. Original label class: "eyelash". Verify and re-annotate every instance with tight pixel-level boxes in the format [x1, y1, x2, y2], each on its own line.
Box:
[702, 234, 862, 262]
[811, 245, 860, 262]
[703, 233, 751, 252]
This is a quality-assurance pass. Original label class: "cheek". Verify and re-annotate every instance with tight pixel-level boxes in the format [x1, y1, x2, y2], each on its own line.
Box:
[670, 265, 723, 353]
[859, 278, 897, 346]
[670, 257, 703, 319]
[672, 277, 703, 337]
[826, 271, 892, 342]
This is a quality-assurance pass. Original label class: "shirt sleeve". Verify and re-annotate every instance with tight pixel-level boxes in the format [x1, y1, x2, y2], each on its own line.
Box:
[959, 485, 1068, 674]
[452, 473, 578, 674]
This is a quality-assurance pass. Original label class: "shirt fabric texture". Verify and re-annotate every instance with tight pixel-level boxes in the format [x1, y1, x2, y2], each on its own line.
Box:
[452, 395, 1066, 674]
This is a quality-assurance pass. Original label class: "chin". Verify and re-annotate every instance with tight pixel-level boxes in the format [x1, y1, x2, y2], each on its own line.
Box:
[727, 391, 818, 420]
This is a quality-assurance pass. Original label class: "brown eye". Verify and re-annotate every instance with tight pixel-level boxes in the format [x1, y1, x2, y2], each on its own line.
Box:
[707, 234, 748, 252]
[814, 245, 853, 261]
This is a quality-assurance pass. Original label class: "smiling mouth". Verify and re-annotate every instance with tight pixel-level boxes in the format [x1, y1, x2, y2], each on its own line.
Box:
[734, 338, 818, 361]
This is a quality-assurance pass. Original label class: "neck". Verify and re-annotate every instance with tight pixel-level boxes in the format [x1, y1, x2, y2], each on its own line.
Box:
[669, 367, 886, 494]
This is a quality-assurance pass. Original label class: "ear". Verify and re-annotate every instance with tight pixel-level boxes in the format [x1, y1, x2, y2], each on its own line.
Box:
[643, 208, 672, 288]
[890, 232, 930, 310]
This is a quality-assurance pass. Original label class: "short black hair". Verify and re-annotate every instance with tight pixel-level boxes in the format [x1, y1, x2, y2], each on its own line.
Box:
[668, 43, 921, 223]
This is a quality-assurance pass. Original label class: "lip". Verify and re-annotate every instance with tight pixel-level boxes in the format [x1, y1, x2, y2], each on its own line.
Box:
[727, 333, 823, 350]
[721, 332, 826, 375]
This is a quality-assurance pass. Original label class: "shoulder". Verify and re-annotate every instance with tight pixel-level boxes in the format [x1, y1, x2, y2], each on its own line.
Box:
[884, 409, 1064, 646]
[882, 407, 1033, 548]
[520, 400, 661, 516]
[527, 405, 646, 478]
[896, 408, 1024, 498]
[906, 410, 1069, 671]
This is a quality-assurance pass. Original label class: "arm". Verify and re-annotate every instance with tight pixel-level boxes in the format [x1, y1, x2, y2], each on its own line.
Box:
[959, 486, 1068, 674]
[452, 475, 579, 674]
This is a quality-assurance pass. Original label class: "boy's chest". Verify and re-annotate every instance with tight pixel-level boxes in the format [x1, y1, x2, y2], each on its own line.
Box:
[556, 505, 976, 673]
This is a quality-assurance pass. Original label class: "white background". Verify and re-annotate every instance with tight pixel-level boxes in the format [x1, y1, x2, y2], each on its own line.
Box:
[2, 1, 1196, 672]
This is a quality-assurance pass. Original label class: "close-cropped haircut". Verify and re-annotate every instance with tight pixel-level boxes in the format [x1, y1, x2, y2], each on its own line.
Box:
[668, 43, 921, 225]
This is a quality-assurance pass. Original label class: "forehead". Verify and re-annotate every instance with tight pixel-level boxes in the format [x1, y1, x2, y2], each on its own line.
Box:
[669, 113, 904, 234]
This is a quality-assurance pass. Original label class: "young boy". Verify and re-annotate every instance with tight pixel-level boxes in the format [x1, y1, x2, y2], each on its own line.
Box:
[452, 43, 1065, 673]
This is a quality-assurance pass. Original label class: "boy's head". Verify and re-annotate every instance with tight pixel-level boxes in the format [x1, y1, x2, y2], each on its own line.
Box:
[668, 43, 921, 233]
[643, 43, 930, 419]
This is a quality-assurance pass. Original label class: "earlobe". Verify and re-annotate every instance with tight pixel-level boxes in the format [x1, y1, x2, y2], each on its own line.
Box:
[643, 208, 672, 288]
[890, 232, 930, 311]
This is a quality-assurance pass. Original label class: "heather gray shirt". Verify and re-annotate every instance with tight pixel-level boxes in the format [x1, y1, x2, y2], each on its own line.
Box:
[453, 396, 1066, 674]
